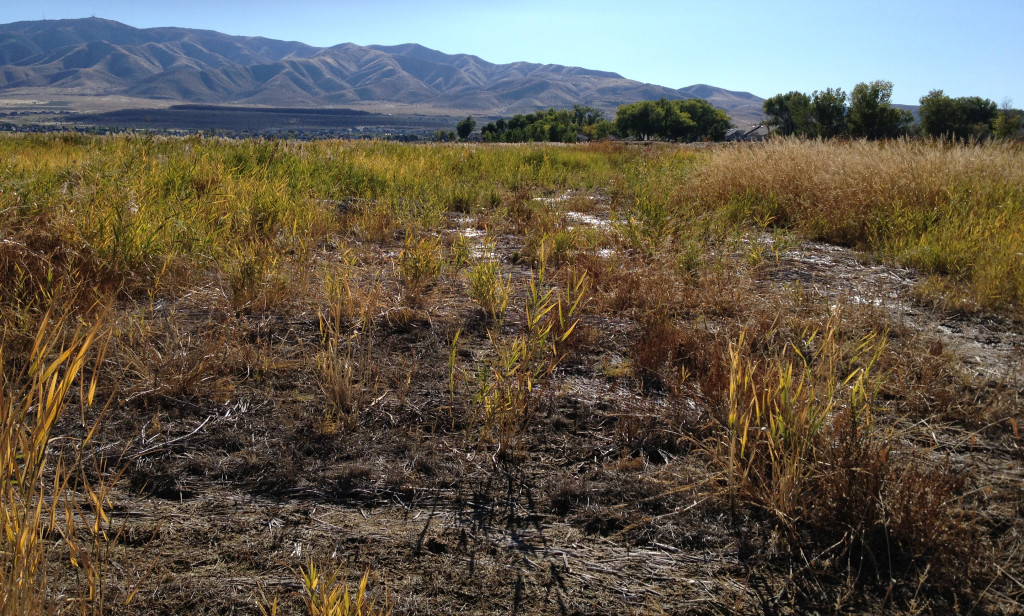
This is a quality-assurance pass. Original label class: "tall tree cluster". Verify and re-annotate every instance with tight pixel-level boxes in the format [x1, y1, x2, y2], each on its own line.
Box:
[993, 103, 1023, 139]
[918, 90, 998, 139]
[763, 81, 913, 139]
[456, 116, 477, 140]
[847, 81, 915, 139]
[613, 98, 732, 142]
[763, 80, 1018, 141]
[480, 106, 614, 143]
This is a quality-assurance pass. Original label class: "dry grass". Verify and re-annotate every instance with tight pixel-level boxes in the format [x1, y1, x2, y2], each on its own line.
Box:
[465, 257, 512, 326]
[456, 264, 589, 450]
[689, 138, 1024, 311]
[0, 134, 1020, 614]
[1, 308, 115, 615]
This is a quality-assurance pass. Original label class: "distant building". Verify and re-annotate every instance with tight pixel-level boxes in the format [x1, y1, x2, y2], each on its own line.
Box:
[725, 125, 770, 142]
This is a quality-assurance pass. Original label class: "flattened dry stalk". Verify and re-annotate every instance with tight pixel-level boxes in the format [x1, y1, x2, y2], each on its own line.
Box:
[1, 307, 118, 615]
[3, 134, 1020, 613]
[115, 306, 232, 404]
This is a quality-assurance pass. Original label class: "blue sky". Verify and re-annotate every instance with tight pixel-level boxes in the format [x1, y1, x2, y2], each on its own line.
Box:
[7, 0, 1023, 107]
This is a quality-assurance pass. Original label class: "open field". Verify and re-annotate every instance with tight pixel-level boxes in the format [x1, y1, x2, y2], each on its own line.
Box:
[0, 92, 180, 113]
[0, 95, 458, 139]
[58, 106, 454, 138]
[1, 135, 1022, 615]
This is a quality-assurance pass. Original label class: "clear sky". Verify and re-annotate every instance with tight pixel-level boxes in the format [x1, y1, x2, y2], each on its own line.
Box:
[6, 0, 1023, 107]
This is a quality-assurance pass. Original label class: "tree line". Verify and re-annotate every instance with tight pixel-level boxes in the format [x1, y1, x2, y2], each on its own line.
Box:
[763, 80, 1023, 140]
[478, 106, 615, 143]
[463, 99, 733, 143]
[452, 82, 1023, 144]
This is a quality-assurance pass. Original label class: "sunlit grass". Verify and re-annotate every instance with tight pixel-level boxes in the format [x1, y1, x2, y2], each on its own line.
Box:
[688, 138, 1024, 311]
[1, 307, 114, 615]
[0, 133, 1018, 612]
[0, 136, 622, 294]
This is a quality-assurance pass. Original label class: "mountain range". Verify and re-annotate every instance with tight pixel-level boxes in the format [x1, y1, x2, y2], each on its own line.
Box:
[0, 18, 765, 125]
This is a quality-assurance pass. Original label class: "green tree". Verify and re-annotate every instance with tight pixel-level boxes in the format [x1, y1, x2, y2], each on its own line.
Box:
[763, 91, 813, 137]
[571, 105, 604, 127]
[848, 81, 910, 139]
[615, 98, 730, 141]
[956, 96, 998, 139]
[456, 116, 476, 140]
[919, 89, 958, 137]
[994, 100, 1023, 139]
[660, 100, 697, 140]
[480, 121, 501, 142]
[811, 88, 848, 138]
[678, 98, 732, 141]
[615, 100, 663, 140]
[919, 90, 998, 139]
[479, 105, 618, 143]
[582, 119, 616, 140]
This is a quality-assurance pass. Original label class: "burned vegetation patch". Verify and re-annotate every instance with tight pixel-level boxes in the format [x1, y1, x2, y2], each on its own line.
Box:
[2, 136, 1021, 615]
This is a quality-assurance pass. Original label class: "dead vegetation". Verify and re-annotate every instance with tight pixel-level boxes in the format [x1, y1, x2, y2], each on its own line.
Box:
[0, 135, 1021, 615]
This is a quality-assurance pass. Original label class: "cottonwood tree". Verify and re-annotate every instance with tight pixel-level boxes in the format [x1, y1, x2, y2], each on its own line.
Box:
[615, 100, 667, 140]
[456, 116, 476, 140]
[919, 90, 998, 139]
[480, 107, 607, 143]
[811, 88, 849, 138]
[571, 105, 605, 127]
[994, 99, 1023, 139]
[615, 98, 730, 141]
[848, 80, 912, 139]
[677, 98, 732, 141]
[763, 91, 812, 137]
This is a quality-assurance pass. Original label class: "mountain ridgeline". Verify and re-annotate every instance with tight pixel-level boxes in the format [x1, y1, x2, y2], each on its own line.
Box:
[0, 17, 764, 123]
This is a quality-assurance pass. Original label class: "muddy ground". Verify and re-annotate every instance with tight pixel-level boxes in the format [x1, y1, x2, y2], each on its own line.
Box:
[53, 192, 1023, 615]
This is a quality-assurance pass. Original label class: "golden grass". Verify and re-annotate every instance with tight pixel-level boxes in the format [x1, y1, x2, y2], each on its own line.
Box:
[1, 308, 113, 615]
[465, 257, 512, 326]
[724, 310, 884, 521]
[0, 136, 622, 303]
[457, 262, 589, 450]
[7, 135, 1017, 311]
[689, 138, 1024, 311]
[258, 560, 390, 616]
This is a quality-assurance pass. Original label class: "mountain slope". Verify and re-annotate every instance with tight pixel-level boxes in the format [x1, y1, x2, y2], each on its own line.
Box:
[0, 17, 765, 123]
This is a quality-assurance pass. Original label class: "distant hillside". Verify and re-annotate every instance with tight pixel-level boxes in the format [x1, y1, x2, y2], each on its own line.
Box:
[0, 17, 765, 125]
